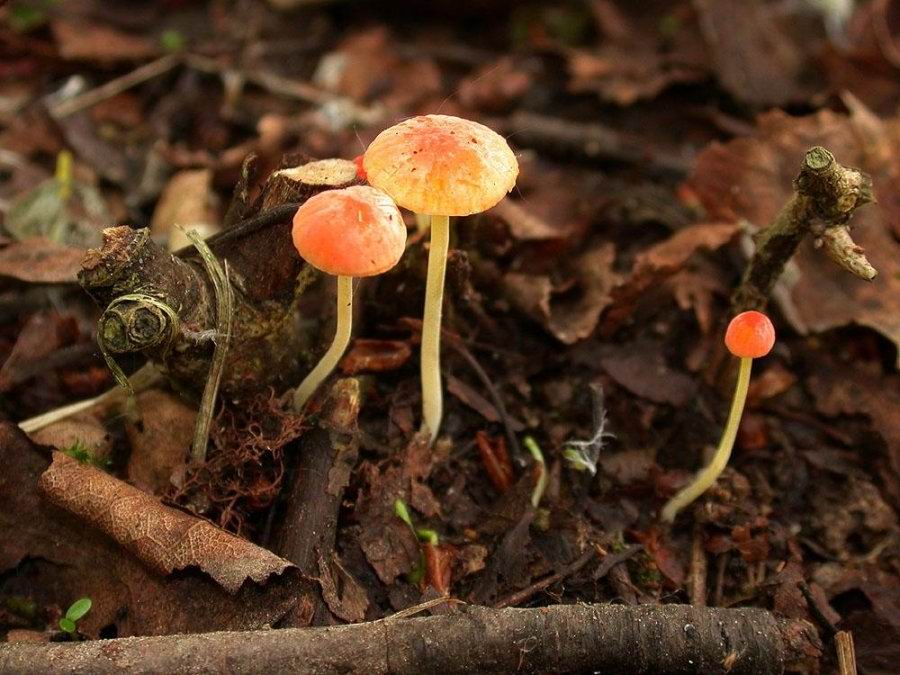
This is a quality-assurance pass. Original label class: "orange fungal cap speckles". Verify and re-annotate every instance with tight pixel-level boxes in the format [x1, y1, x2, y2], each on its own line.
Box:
[291, 185, 406, 277]
[725, 311, 776, 358]
[363, 114, 518, 216]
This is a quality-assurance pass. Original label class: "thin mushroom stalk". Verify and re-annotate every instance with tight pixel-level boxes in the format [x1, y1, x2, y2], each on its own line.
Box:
[363, 115, 518, 443]
[289, 186, 406, 412]
[420, 214, 449, 441]
[293, 275, 353, 410]
[661, 311, 775, 522]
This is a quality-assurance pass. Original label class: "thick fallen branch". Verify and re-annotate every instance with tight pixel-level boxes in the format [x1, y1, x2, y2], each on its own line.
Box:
[0, 603, 819, 674]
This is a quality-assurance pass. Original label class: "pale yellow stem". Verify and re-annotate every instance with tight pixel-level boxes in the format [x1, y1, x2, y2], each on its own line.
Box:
[661, 356, 753, 522]
[293, 275, 353, 411]
[420, 214, 450, 443]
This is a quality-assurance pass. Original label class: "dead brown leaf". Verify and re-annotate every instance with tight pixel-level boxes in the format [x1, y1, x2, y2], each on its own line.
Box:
[686, 108, 900, 360]
[317, 552, 370, 623]
[51, 20, 159, 62]
[599, 340, 696, 406]
[692, 0, 811, 107]
[0, 311, 75, 392]
[807, 359, 900, 507]
[126, 389, 197, 494]
[569, 3, 707, 105]
[0, 238, 86, 284]
[40, 452, 293, 594]
[503, 244, 620, 344]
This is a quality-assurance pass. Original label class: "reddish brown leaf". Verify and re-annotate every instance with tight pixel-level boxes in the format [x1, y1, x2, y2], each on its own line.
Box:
[475, 431, 514, 494]
[0, 238, 86, 284]
[51, 20, 158, 62]
[339, 338, 412, 375]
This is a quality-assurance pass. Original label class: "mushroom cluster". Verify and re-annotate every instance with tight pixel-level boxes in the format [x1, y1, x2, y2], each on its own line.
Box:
[289, 115, 517, 444]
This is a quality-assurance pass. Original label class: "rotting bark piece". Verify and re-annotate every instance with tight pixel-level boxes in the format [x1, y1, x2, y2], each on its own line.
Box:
[732, 146, 875, 311]
[0, 603, 821, 674]
[39, 452, 294, 594]
[259, 158, 360, 211]
[276, 378, 362, 625]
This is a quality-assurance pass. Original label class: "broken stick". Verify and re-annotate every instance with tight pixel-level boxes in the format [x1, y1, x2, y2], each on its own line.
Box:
[0, 603, 819, 674]
[732, 146, 875, 311]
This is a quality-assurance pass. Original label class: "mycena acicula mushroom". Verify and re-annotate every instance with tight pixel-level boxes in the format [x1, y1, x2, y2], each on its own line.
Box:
[291, 185, 406, 411]
[363, 115, 519, 442]
[661, 310, 776, 522]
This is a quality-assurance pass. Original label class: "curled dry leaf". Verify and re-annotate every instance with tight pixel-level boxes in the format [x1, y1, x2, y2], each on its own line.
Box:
[39, 452, 293, 594]
[686, 108, 900, 360]
[0, 238, 86, 284]
[503, 244, 620, 344]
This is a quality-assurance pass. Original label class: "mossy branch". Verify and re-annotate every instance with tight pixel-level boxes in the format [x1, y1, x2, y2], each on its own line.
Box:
[732, 146, 876, 311]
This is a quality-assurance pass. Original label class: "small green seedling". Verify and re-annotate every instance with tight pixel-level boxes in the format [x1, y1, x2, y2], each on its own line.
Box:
[393, 499, 441, 585]
[63, 440, 110, 469]
[59, 597, 91, 636]
[523, 436, 548, 508]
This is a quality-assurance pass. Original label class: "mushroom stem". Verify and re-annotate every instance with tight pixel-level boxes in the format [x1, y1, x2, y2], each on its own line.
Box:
[661, 356, 753, 522]
[293, 275, 353, 411]
[420, 213, 450, 442]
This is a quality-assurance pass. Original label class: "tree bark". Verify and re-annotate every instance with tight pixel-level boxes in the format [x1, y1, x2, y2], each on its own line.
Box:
[0, 604, 820, 675]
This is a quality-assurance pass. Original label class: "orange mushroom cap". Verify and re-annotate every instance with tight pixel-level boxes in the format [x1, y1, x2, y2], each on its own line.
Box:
[363, 114, 518, 216]
[725, 311, 776, 358]
[353, 155, 367, 181]
[291, 185, 406, 277]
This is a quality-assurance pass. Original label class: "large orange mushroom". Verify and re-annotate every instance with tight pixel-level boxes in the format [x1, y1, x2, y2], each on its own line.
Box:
[364, 115, 518, 442]
[291, 185, 406, 411]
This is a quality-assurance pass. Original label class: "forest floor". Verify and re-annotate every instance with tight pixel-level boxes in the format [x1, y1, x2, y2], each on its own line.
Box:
[1, 1, 899, 673]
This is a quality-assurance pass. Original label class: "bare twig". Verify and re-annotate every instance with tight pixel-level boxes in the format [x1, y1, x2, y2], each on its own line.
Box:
[733, 146, 876, 311]
[48, 54, 183, 119]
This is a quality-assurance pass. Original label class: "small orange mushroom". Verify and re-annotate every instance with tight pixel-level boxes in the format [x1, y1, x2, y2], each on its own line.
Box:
[364, 115, 518, 442]
[291, 185, 406, 410]
[661, 311, 775, 522]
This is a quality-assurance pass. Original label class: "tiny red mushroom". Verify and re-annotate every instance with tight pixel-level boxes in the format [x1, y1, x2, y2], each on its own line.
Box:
[363, 114, 519, 442]
[661, 311, 775, 522]
[291, 185, 406, 410]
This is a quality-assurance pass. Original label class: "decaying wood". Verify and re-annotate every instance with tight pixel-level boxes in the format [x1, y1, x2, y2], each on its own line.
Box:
[275, 378, 361, 625]
[732, 146, 875, 311]
[77, 157, 362, 396]
[258, 158, 360, 211]
[0, 603, 820, 675]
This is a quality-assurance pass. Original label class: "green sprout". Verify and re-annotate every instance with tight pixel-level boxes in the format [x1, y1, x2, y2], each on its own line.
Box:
[62, 440, 110, 469]
[159, 30, 186, 53]
[58, 597, 91, 636]
[523, 436, 548, 509]
[394, 499, 441, 584]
